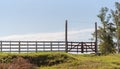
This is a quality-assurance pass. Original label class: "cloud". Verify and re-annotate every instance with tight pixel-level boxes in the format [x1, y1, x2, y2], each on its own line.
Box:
[68, 28, 95, 41]
[0, 28, 94, 41]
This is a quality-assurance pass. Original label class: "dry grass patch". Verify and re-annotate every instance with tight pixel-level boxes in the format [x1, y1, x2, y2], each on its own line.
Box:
[0, 57, 36, 69]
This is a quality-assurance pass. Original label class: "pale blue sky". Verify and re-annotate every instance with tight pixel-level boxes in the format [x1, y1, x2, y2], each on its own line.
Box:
[0, 0, 119, 41]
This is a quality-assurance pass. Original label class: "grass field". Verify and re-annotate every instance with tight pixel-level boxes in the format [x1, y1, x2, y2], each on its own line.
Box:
[0, 52, 120, 69]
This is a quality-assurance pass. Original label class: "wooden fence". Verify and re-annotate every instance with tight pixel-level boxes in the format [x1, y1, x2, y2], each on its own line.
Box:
[0, 41, 97, 53]
[0, 41, 65, 53]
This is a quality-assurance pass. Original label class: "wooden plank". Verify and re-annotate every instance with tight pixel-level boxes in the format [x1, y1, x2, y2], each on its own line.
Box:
[2, 47, 19, 49]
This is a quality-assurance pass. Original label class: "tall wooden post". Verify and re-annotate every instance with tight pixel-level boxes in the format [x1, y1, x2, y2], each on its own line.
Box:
[95, 22, 98, 54]
[65, 20, 68, 53]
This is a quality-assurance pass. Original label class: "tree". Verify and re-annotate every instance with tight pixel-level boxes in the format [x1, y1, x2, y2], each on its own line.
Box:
[97, 7, 115, 55]
[111, 2, 120, 53]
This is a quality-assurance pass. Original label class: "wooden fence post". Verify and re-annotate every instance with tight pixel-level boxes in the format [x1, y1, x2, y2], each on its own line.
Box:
[43, 42, 45, 51]
[71, 42, 72, 52]
[19, 41, 20, 53]
[10, 41, 11, 53]
[27, 41, 28, 53]
[77, 45, 78, 54]
[50, 42, 52, 52]
[65, 20, 68, 53]
[95, 22, 98, 54]
[58, 42, 59, 51]
[1, 41, 2, 52]
[81, 42, 84, 53]
[36, 42, 38, 53]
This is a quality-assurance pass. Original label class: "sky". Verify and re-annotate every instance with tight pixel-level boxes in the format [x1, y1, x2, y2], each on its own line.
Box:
[0, 0, 119, 41]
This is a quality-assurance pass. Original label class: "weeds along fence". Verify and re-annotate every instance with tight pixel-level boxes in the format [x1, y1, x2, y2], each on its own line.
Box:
[0, 41, 96, 53]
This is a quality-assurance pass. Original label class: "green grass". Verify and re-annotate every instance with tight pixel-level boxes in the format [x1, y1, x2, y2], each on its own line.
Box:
[0, 52, 120, 69]
[39, 53, 120, 69]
